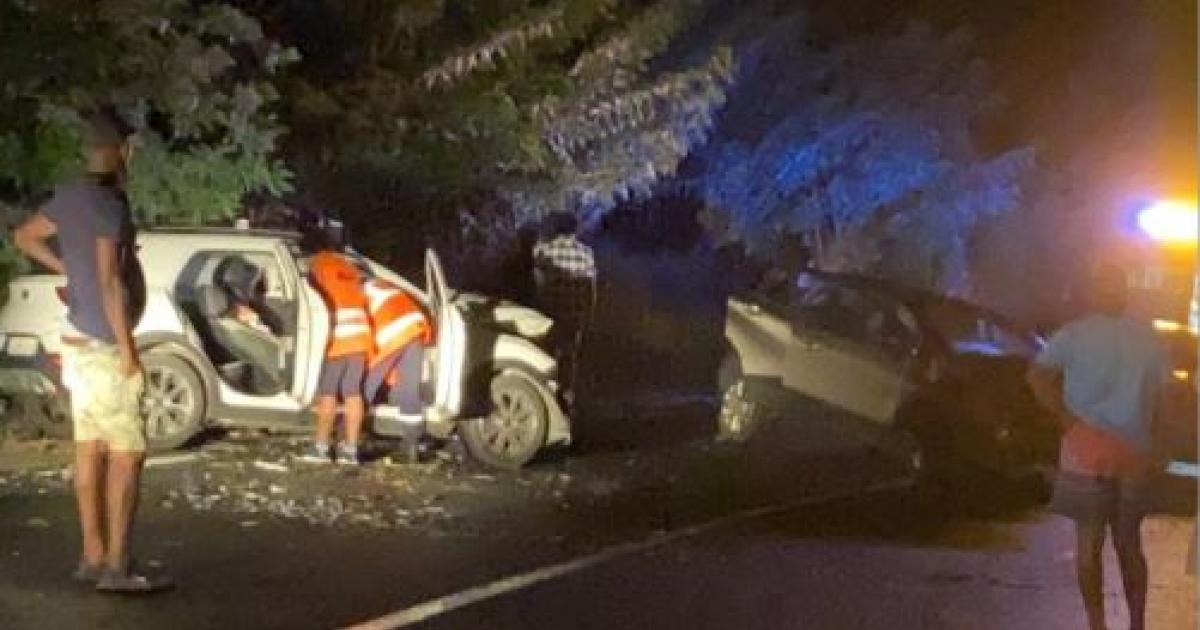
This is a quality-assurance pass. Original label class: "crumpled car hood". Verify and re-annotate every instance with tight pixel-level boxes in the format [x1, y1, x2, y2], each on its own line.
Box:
[453, 292, 553, 339]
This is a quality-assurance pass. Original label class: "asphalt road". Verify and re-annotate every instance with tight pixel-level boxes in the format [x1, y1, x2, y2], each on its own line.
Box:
[418, 495, 1198, 630]
[0, 403, 1194, 630]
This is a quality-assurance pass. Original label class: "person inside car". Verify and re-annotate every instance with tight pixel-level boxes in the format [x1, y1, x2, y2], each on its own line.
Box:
[214, 256, 279, 336]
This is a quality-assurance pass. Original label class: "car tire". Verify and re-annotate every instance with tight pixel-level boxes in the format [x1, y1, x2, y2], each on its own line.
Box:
[716, 377, 761, 443]
[141, 352, 206, 452]
[459, 372, 549, 470]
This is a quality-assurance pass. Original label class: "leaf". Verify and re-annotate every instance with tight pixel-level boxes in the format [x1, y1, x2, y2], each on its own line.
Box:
[193, 46, 237, 82]
[197, 5, 264, 43]
[233, 83, 263, 117]
[265, 44, 302, 74]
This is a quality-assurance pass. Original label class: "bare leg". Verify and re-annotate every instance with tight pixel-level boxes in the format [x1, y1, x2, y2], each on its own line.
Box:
[343, 395, 365, 447]
[314, 395, 337, 445]
[73, 441, 108, 566]
[104, 450, 145, 573]
[1111, 511, 1147, 630]
[1074, 518, 1110, 630]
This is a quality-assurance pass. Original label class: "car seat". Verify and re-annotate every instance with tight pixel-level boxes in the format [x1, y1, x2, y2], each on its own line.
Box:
[195, 285, 286, 395]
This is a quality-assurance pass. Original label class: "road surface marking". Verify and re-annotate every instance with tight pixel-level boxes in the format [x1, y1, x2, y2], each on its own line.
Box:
[343, 477, 914, 630]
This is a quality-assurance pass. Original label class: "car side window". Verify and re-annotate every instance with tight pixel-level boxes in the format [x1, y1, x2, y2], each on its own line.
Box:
[867, 302, 920, 362]
[792, 279, 916, 362]
[791, 281, 867, 340]
[177, 250, 289, 302]
[240, 251, 288, 300]
[750, 267, 794, 312]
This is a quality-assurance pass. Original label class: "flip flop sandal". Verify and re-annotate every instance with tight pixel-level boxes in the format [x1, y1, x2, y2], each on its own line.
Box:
[96, 568, 174, 594]
[72, 560, 104, 584]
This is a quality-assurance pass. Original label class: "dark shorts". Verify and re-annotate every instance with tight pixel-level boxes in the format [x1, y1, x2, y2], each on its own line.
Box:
[317, 353, 367, 399]
[364, 343, 424, 413]
[1048, 471, 1150, 523]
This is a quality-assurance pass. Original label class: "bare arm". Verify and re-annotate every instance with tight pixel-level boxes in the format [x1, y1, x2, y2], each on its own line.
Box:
[1026, 363, 1078, 430]
[12, 212, 65, 274]
[96, 237, 139, 375]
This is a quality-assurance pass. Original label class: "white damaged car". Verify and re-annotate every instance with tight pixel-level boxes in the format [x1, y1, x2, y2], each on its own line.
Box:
[0, 227, 569, 469]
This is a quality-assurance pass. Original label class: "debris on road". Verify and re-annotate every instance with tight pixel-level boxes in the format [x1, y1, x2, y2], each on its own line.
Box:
[127, 438, 496, 532]
[25, 517, 50, 528]
[253, 460, 289, 474]
[0, 431, 684, 537]
[145, 452, 203, 468]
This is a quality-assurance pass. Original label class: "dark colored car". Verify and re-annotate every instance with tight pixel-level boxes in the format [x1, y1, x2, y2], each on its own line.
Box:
[718, 269, 1057, 483]
[1153, 323, 1198, 465]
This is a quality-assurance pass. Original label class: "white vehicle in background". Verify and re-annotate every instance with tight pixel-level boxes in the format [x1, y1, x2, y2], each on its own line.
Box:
[0, 228, 570, 469]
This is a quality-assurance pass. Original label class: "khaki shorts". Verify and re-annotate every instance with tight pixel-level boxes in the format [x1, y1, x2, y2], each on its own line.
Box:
[61, 342, 146, 452]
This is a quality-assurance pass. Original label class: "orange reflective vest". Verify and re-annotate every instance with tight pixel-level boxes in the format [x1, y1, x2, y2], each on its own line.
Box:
[310, 252, 373, 357]
[364, 279, 430, 367]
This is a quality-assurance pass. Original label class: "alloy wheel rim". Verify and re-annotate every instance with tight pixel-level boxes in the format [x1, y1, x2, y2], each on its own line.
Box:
[142, 366, 195, 440]
[481, 387, 539, 457]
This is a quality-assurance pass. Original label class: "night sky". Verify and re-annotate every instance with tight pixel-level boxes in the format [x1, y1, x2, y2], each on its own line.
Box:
[897, 0, 1196, 322]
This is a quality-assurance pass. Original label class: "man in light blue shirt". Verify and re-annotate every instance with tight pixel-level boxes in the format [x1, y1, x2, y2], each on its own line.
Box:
[1028, 264, 1169, 630]
[1035, 306, 1167, 453]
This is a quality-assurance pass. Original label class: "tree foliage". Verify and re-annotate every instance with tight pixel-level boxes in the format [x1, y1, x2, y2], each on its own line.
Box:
[689, 19, 1034, 292]
[0, 0, 295, 229]
[285, 0, 733, 226]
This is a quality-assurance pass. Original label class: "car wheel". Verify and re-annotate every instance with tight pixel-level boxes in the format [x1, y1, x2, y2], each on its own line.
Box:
[459, 373, 549, 470]
[141, 352, 206, 451]
[716, 377, 761, 443]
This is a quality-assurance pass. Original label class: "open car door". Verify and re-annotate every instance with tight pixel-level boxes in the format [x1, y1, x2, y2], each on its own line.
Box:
[425, 249, 466, 421]
[294, 266, 330, 404]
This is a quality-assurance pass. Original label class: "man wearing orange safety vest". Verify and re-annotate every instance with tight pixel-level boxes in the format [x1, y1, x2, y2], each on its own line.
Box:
[362, 278, 433, 461]
[300, 249, 373, 465]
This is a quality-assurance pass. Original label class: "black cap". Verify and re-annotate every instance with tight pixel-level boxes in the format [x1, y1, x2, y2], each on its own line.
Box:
[84, 105, 134, 149]
[215, 256, 264, 303]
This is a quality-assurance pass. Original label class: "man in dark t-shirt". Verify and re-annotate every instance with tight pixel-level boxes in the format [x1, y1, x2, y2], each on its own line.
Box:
[13, 107, 168, 593]
[42, 176, 142, 341]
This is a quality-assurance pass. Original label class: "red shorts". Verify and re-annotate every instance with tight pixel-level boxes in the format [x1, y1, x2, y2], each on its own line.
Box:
[1058, 421, 1145, 479]
[1049, 422, 1151, 523]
